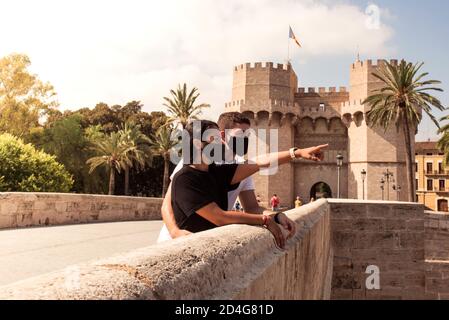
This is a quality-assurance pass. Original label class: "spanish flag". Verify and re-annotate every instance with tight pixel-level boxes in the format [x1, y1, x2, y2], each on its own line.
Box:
[289, 26, 302, 48]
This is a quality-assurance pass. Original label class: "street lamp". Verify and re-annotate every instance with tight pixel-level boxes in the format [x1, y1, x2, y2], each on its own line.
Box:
[380, 178, 385, 201]
[361, 169, 367, 200]
[382, 169, 394, 201]
[336, 154, 344, 199]
[393, 185, 402, 201]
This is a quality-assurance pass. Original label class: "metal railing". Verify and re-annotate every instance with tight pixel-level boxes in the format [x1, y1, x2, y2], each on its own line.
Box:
[425, 170, 449, 176]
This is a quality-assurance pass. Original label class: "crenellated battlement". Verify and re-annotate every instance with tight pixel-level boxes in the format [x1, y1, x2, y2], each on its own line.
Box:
[341, 99, 364, 107]
[352, 59, 399, 69]
[234, 62, 291, 72]
[225, 99, 299, 109]
[297, 87, 347, 95]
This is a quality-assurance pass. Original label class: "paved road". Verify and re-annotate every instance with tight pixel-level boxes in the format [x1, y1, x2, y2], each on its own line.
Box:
[0, 221, 164, 286]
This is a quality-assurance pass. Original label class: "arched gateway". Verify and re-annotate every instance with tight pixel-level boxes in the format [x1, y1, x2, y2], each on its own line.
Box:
[310, 182, 333, 200]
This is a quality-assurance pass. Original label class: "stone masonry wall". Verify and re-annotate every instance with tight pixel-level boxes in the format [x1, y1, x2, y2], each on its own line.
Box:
[425, 211, 449, 299]
[2, 197, 449, 300]
[0, 193, 163, 230]
[329, 200, 426, 300]
[0, 200, 333, 300]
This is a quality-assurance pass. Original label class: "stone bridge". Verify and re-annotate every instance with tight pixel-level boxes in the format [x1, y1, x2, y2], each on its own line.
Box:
[0, 193, 448, 300]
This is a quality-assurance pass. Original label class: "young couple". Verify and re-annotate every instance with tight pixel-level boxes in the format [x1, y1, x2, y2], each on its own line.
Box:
[157, 112, 328, 248]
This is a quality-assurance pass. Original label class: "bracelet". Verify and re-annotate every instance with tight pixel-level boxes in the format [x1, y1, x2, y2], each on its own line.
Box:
[289, 147, 299, 159]
[274, 212, 282, 224]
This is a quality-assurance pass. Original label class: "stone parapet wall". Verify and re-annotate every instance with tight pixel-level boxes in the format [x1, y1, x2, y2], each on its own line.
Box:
[425, 211, 449, 260]
[329, 200, 426, 300]
[2, 199, 449, 300]
[425, 211, 449, 299]
[0, 193, 163, 229]
[0, 200, 333, 300]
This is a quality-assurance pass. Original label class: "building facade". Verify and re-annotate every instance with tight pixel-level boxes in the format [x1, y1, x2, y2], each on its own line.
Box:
[225, 59, 416, 207]
[416, 141, 449, 212]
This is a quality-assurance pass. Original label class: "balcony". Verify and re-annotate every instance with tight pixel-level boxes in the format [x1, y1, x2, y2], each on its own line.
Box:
[433, 187, 449, 193]
[425, 170, 449, 176]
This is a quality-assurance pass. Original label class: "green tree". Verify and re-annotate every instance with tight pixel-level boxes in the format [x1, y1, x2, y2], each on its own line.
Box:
[149, 125, 179, 196]
[21, 101, 170, 196]
[86, 132, 133, 195]
[0, 133, 73, 192]
[0, 176, 6, 190]
[437, 117, 449, 167]
[363, 60, 445, 202]
[81, 124, 109, 194]
[0, 54, 58, 137]
[163, 83, 210, 129]
[118, 122, 152, 195]
[37, 115, 109, 194]
[85, 124, 106, 143]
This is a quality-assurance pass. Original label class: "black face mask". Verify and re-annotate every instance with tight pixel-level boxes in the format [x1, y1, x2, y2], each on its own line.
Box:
[205, 142, 225, 163]
[229, 136, 249, 157]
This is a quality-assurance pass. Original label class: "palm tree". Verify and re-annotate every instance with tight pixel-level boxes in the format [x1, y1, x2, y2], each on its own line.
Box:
[149, 125, 180, 196]
[363, 60, 445, 202]
[118, 122, 152, 196]
[437, 117, 449, 167]
[163, 83, 210, 129]
[86, 132, 133, 195]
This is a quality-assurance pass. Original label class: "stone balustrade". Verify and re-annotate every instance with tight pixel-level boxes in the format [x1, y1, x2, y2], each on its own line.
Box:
[0, 200, 332, 300]
[0, 193, 163, 229]
[1, 196, 449, 300]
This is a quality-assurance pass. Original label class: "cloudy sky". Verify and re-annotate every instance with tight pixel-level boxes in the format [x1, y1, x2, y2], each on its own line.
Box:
[0, 0, 448, 141]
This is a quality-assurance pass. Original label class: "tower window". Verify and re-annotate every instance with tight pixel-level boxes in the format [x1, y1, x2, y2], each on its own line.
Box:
[319, 103, 326, 112]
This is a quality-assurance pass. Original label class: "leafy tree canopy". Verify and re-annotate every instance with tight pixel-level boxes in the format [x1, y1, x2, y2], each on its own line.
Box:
[0, 133, 73, 192]
[0, 54, 58, 137]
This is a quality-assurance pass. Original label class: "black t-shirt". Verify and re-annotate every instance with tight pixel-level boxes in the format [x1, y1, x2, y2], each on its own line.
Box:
[171, 163, 239, 233]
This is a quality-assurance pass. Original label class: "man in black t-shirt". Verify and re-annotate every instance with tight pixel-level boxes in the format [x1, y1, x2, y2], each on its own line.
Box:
[169, 120, 328, 249]
[171, 163, 238, 233]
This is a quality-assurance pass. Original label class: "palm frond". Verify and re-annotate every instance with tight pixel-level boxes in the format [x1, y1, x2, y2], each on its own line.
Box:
[162, 83, 210, 129]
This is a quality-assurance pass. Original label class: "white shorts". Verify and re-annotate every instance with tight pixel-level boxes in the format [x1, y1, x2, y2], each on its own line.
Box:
[156, 224, 173, 243]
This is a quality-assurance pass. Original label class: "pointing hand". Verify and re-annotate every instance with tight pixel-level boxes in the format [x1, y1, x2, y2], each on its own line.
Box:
[298, 144, 329, 162]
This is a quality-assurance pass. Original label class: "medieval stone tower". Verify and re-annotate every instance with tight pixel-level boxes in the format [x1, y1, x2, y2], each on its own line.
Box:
[225, 60, 414, 207]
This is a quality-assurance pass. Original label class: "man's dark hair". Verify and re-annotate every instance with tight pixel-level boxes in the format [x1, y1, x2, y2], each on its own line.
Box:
[184, 120, 219, 164]
[217, 112, 251, 131]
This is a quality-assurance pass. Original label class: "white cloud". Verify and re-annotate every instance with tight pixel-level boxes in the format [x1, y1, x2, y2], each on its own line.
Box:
[0, 0, 395, 120]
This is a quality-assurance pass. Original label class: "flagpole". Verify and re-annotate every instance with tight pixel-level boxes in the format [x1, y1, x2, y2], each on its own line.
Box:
[287, 37, 291, 64]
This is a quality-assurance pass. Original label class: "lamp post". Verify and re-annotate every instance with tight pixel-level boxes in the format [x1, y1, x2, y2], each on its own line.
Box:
[393, 185, 402, 201]
[361, 169, 367, 200]
[336, 153, 344, 199]
[380, 178, 385, 201]
[382, 169, 394, 201]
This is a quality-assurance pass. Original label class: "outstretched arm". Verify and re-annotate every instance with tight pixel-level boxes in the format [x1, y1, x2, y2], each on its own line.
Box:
[231, 145, 329, 185]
